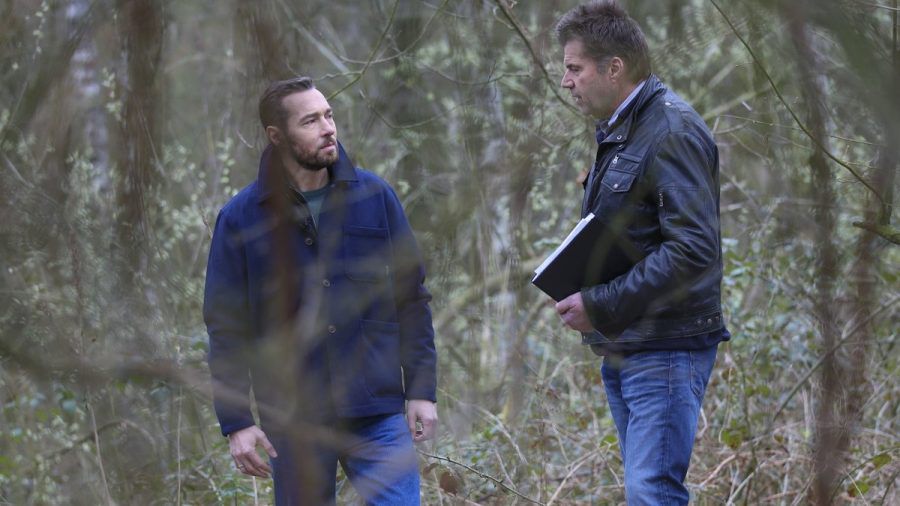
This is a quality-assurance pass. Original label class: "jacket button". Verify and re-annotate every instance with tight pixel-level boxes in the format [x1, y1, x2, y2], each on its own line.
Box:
[616, 135, 623, 140]
[665, 101, 672, 106]
[322, 279, 331, 287]
[327, 324, 336, 334]
[613, 183, 619, 189]
[305, 237, 314, 246]
[696, 319, 703, 326]
[707, 318, 713, 325]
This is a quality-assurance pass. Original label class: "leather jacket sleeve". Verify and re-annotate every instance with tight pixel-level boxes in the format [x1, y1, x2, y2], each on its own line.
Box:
[581, 131, 720, 330]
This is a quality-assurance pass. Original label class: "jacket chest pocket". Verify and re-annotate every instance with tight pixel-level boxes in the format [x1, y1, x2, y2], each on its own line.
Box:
[596, 152, 642, 205]
[343, 225, 391, 282]
[600, 168, 637, 193]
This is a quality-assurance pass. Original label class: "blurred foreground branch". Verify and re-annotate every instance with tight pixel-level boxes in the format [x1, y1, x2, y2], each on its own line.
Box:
[0, 337, 352, 451]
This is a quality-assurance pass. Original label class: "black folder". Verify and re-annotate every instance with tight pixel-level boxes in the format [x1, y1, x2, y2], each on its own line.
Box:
[531, 213, 606, 302]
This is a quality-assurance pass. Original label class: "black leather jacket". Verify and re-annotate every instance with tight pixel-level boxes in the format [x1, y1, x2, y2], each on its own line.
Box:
[580, 75, 725, 352]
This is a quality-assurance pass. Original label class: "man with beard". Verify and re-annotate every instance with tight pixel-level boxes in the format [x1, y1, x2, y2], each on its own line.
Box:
[204, 77, 437, 505]
[552, 1, 729, 504]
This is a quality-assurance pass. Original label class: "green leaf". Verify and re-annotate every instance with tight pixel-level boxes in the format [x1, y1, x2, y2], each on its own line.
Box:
[847, 479, 869, 497]
[872, 453, 891, 469]
[722, 427, 744, 450]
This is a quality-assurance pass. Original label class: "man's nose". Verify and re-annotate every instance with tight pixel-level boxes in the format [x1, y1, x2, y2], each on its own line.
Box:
[560, 74, 572, 89]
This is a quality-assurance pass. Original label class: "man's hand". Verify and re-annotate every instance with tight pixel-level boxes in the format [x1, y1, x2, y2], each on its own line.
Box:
[556, 292, 595, 332]
[406, 400, 438, 443]
[228, 425, 278, 478]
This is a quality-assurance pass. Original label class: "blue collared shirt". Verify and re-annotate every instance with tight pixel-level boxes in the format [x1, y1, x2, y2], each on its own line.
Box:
[595, 80, 647, 144]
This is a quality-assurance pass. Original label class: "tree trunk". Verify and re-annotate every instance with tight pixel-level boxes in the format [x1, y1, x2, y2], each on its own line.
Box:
[785, 2, 843, 503]
[114, 0, 165, 292]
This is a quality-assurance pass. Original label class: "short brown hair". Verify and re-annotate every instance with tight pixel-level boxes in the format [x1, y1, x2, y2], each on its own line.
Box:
[258, 76, 315, 129]
[556, 1, 651, 82]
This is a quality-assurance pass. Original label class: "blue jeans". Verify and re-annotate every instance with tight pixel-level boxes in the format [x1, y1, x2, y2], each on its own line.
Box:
[270, 413, 419, 505]
[601, 347, 718, 505]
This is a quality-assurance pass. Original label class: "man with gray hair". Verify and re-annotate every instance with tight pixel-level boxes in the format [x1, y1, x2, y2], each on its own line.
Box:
[552, 1, 730, 503]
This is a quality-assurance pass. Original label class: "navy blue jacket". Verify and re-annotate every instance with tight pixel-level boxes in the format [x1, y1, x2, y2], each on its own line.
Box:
[579, 75, 727, 353]
[204, 144, 436, 436]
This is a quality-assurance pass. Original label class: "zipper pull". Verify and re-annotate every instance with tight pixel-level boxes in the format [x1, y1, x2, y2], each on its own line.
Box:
[612, 155, 619, 165]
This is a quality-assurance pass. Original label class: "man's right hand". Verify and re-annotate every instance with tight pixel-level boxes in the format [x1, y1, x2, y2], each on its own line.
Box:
[228, 425, 278, 478]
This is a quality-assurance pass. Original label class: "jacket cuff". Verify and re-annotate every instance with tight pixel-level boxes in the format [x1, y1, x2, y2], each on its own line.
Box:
[219, 416, 257, 438]
[581, 285, 613, 331]
[404, 375, 437, 403]
[406, 391, 438, 403]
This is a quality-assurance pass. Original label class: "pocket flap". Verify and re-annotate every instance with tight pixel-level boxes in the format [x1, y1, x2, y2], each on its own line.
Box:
[361, 319, 400, 334]
[601, 170, 637, 193]
[344, 225, 389, 238]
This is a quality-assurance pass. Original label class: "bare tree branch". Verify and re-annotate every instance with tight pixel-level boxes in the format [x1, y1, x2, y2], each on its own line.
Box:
[770, 294, 900, 423]
[708, 0, 886, 204]
[491, 0, 580, 116]
[852, 220, 900, 244]
[327, 0, 400, 100]
[418, 450, 545, 505]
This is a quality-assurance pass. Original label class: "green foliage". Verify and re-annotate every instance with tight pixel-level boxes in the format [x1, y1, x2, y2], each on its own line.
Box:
[0, 0, 897, 504]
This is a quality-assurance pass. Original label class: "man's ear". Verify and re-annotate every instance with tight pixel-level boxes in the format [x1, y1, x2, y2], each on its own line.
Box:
[265, 125, 282, 146]
[607, 56, 626, 82]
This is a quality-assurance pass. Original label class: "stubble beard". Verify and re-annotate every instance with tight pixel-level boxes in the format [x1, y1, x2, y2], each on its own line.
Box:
[292, 144, 338, 172]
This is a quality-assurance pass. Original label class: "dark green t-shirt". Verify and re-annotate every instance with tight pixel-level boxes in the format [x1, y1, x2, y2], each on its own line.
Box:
[300, 186, 329, 228]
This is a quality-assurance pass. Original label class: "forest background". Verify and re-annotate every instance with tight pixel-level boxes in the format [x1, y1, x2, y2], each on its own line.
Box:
[1, 0, 898, 504]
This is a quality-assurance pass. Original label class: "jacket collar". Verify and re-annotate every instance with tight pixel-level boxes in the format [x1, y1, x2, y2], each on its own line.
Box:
[255, 141, 358, 203]
[598, 74, 666, 146]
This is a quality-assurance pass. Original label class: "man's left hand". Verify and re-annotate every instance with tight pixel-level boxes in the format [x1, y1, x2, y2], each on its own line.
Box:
[556, 292, 595, 332]
[406, 399, 438, 443]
